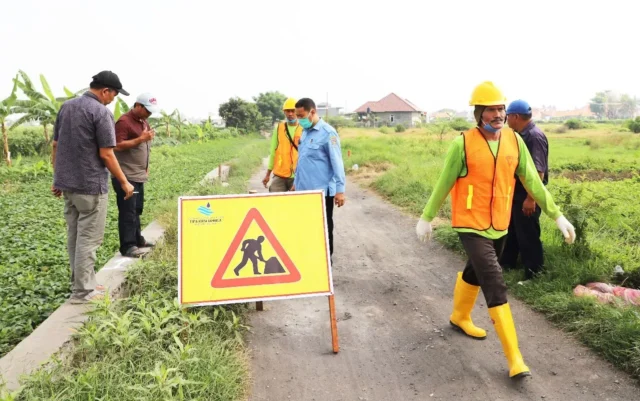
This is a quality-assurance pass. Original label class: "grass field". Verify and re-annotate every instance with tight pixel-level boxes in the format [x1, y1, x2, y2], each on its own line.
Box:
[340, 123, 640, 378]
[0, 136, 268, 359]
[2, 137, 269, 400]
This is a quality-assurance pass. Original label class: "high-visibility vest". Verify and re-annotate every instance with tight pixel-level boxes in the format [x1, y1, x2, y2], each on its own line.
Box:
[450, 127, 520, 231]
[273, 122, 302, 178]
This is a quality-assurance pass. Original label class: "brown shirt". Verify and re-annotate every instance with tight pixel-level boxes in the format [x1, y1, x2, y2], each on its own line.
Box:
[114, 110, 150, 183]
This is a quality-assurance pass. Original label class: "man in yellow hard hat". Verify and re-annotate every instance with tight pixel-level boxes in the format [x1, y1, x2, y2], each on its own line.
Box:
[414, 81, 576, 379]
[262, 97, 302, 192]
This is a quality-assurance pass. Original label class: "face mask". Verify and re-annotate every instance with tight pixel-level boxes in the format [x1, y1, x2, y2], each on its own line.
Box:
[298, 113, 313, 129]
[483, 123, 500, 133]
[287, 118, 297, 123]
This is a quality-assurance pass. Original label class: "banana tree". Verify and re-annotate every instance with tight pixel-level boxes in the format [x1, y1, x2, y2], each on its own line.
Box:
[151, 110, 178, 137]
[172, 109, 188, 139]
[12, 70, 85, 143]
[113, 98, 130, 121]
[0, 76, 18, 165]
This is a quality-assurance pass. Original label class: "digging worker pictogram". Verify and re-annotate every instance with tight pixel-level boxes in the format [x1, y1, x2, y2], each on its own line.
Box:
[415, 81, 577, 379]
[234, 236, 266, 276]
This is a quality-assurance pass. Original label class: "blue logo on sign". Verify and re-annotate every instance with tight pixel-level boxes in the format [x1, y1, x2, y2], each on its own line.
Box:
[197, 202, 213, 216]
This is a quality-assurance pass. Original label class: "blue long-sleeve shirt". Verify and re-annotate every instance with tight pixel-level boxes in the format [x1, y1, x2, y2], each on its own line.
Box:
[293, 118, 346, 196]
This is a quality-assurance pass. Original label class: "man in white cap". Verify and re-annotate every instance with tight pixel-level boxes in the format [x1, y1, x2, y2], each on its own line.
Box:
[113, 93, 159, 257]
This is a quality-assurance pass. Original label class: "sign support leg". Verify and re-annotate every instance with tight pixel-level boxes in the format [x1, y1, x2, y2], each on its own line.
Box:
[329, 295, 339, 353]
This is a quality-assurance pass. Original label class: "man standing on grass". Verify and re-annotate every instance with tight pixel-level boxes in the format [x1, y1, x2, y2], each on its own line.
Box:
[292, 98, 346, 261]
[113, 93, 159, 258]
[499, 99, 549, 281]
[262, 97, 302, 192]
[52, 71, 134, 304]
[415, 81, 576, 379]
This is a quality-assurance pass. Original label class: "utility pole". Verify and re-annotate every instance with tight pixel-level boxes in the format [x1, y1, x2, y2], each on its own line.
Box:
[326, 92, 329, 119]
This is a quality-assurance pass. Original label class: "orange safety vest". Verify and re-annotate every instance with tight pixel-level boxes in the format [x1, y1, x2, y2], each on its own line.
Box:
[450, 127, 520, 231]
[273, 122, 302, 178]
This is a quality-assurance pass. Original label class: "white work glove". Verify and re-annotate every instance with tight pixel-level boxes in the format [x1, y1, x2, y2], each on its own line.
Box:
[555, 215, 576, 244]
[416, 218, 433, 242]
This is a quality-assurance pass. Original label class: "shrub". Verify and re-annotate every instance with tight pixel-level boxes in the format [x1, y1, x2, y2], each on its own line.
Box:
[449, 118, 472, 131]
[379, 126, 391, 135]
[554, 125, 568, 133]
[395, 124, 406, 133]
[625, 117, 640, 134]
[565, 119, 586, 130]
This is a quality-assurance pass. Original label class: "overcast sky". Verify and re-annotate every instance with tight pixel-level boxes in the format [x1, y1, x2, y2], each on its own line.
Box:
[1, 0, 636, 119]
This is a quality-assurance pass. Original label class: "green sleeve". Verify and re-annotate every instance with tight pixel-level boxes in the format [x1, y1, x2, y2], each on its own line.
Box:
[515, 135, 562, 220]
[421, 137, 465, 221]
[267, 126, 279, 170]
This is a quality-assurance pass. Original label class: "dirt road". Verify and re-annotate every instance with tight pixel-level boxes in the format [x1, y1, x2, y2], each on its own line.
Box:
[246, 166, 638, 401]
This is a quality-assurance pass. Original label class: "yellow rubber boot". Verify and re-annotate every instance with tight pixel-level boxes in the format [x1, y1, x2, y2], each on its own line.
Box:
[488, 303, 531, 378]
[449, 272, 487, 339]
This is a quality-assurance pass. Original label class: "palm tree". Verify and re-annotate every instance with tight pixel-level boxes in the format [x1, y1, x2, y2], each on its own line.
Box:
[0, 76, 18, 166]
[11, 70, 85, 143]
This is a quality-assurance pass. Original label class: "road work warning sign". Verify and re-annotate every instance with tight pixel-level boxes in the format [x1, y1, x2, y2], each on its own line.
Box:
[178, 190, 333, 306]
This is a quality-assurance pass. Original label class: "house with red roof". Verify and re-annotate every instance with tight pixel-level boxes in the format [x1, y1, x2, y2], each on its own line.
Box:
[354, 93, 424, 127]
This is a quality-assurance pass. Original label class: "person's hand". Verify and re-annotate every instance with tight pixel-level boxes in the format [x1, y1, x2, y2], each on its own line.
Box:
[555, 215, 576, 244]
[522, 198, 536, 217]
[121, 181, 135, 200]
[146, 168, 149, 177]
[416, 218, 433, 242]
[290, 184, 295, 191]
[335, 193, 345, 207]
[262, 173, 270, 188]
[51, 185, 62, 198]
[140, 129, 155, 142]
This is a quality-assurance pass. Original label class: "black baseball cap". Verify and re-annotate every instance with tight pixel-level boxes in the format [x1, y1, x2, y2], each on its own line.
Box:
[90, 71, 129, 96]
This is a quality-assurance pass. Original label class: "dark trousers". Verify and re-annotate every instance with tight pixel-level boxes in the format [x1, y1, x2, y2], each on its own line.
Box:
[459, 232, 509, 308]
[326, 196, 334, 257]
[112, 179, 145, 255]
[499, 198, 544, 280]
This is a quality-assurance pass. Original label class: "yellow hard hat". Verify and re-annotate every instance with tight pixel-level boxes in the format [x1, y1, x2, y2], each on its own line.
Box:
[469, 81, 507, 106]
[282, 97, 297, 110]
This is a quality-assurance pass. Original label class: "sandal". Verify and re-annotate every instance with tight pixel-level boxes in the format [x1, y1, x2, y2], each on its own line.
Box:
[70, 290, 105, 304]
[123, 246, 147, 258]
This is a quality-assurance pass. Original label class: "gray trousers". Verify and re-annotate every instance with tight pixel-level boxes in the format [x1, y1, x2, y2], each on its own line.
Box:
[63, 192, 108, 297]
[269, 175, 294, 192]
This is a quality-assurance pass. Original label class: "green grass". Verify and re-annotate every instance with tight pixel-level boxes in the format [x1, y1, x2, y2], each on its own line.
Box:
[0, 136, 267, 358]
[1, 137, 268, 400]
[340, 125, 640, 378]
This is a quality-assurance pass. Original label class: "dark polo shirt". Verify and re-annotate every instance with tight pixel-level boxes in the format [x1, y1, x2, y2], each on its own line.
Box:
[515, 121, 549, 201]
[53, 92, 116, 194]
[114, 110, 150, 183]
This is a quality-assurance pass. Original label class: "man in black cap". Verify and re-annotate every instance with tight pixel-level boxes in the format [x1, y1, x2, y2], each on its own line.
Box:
[52, 70, 134, 304]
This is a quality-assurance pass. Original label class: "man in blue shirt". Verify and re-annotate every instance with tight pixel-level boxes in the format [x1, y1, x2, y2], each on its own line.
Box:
[293, 98, 346, 259]
[500, 99, 549, 281]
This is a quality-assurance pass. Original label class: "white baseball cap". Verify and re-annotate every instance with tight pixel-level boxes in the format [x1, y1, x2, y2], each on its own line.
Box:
[135, 93, 160, 114]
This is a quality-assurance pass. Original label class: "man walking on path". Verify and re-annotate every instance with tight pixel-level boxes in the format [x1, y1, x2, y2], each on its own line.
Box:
[499, 99, 549, 281]
[234, 236, 266, 276]
[113, 93, 159, 258]
[263, 97, 303, 192]
[415, 81, 576, 379]
[292, 98, 346, 259]
[51, 71, 134, 304]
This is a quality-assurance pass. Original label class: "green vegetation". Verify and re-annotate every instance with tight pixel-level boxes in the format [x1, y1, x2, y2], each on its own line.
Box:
[0, 137, 268, 358]
[340, 124, 640, 378]
[1, 138, 267, 400]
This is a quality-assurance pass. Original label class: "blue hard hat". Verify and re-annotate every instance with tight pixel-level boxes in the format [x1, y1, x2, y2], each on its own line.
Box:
[506, 99, 532, 115]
